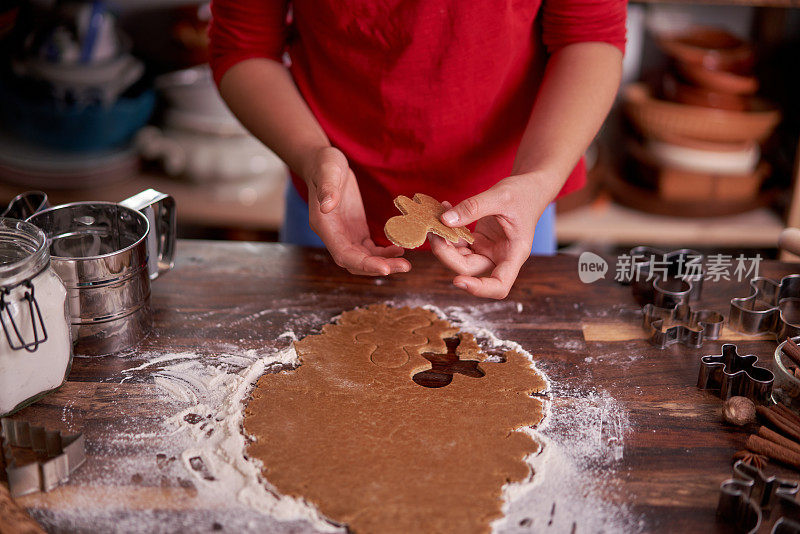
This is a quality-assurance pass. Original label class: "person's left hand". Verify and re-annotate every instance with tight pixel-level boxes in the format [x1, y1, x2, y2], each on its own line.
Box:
[429, 174, 551, 299]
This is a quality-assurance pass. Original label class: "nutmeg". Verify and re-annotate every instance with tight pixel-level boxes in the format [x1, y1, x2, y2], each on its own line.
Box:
[722, 396, 756, 426]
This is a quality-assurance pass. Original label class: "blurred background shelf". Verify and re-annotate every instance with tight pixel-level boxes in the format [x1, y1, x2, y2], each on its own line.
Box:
[0, 174, 287, 240]
[557, 191, 783, 247]
[0, 0, 796, 254]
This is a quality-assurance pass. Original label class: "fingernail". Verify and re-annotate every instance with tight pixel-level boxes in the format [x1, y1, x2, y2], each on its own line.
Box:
[321, 195, 333, 207]
[442, 211, 458, 225]
[454, 281, 467, 290]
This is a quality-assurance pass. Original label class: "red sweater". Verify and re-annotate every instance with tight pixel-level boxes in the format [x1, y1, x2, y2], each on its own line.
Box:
[209, 1, 626, 244]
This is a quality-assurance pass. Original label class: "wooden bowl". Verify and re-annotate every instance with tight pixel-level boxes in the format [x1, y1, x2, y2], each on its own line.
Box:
[629, 141, 768, 202]
[775, 338, 800, 403]
[651, 132, 755, 152]
[675, 61, 758, 96]
[658, 27, 754, 71]
[623, 83, 780, 144]
[661, 74, 748, 111]
[609, 161, 775, 217]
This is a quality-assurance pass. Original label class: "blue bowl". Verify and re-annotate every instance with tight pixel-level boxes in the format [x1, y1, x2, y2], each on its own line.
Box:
[0, 83, 155, 152]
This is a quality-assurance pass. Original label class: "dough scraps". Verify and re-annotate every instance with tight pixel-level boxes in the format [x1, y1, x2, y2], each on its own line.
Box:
[384, 193, 474, 248]
[243, 304, 547, 533]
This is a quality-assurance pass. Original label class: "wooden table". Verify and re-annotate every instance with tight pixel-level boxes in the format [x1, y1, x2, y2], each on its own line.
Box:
[3, 241, 797, 533]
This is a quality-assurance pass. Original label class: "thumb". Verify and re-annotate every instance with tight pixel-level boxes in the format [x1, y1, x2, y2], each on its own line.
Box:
[315, 158, 347, 213]
[441, 189, 501, 227]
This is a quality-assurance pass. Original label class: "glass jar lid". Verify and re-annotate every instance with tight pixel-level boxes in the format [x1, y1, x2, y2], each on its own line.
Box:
[0, 218, 49, 288]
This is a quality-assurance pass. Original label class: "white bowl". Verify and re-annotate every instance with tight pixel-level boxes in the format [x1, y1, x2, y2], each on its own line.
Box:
[136, 126, 286, 184]
[646, 139, 760, 175]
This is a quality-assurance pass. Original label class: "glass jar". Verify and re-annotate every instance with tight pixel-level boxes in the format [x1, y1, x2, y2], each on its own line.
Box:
[0, 218, 72, 416]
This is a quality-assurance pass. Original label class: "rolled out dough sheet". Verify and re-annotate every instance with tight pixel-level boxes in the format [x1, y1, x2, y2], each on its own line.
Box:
[244, 304, 547, 533]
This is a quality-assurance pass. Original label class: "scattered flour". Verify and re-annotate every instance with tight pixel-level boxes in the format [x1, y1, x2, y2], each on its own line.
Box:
[159, 345, 341, 532]
[36, 300, 640, 533]
[421, 303, 640, 533]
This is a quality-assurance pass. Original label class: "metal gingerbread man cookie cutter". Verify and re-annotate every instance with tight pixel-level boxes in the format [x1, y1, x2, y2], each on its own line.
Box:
[643, 303, 724, 349]
[1, 418, 86, 498]
[729, 274, 800, 340]
[629, 247, 723, 348]
[629, 246, 706, 308]
[697, 344, 774, 404]
[718, 460, 800, 534]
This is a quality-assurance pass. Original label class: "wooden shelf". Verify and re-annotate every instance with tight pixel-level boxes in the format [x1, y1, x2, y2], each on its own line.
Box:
[556, 192, 783, 248]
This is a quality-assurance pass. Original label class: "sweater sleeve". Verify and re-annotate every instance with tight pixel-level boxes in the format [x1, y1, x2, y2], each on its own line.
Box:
[208, 0, 290, 87]
[541, 0, 627, 55]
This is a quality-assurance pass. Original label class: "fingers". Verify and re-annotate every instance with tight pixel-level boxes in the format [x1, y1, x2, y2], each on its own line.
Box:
[362, 238, 406, 259]
[441, 186, 508, 227]
[429, 234, 493, 277]
[331, 244, 411, 276]
[313, 151, 349, 213]
[452, 254, 527, 299]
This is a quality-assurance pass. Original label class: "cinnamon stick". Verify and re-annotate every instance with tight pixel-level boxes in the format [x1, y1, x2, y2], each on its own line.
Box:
[783, 337, 800, 367]
[769, 405, 800, 435]
[758, 426, 800, 455]
[746, 434, 800, 470]
[756, 405, 800, 442]
[773, 404, 800, 428]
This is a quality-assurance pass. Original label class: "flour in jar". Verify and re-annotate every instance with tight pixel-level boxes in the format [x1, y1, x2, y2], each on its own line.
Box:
[0, 267, 72, 415]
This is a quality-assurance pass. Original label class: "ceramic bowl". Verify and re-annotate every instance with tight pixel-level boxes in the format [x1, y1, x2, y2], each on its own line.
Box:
[675, 61, 758, 96]
[662, 74, 748, 112]
[658, 26, 754, 71]
[646, 138, 760, 174]
[0, 81, 155, 152]
[774, 338, 800, 405]
[623, 83, 780, 144]
[0, 131, 139, 189]
[630, 141, 767, 202]
[155, 65, 245, 136]
[136, 126, 286, 184]
[12, 32, 143, 107]
[652, 132, 754, 152]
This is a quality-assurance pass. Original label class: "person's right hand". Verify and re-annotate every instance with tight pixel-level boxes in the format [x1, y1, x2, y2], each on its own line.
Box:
[303, 147, 411, 276]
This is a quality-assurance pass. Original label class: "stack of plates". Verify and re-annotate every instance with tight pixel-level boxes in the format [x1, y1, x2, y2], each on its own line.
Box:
[0, 132, 138, 189]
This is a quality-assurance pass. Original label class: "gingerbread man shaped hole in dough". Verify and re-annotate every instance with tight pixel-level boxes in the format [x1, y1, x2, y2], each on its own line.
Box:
[412, 337, 486, 388]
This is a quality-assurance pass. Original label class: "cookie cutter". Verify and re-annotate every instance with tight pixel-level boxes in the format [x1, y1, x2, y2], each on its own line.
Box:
[729, 275, 800, 340]
[643, 302, 724, 349]
[629, 247, 722, 348]
[718, 460, 800, 534]
[698, 344, 774, 404]
[1, 418, 86, 498]
[629, 246, 705, 308]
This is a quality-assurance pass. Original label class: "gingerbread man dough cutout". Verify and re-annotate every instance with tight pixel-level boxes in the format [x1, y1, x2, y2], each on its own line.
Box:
[384, 193, 474, 249]
[355, 313, 431, 368]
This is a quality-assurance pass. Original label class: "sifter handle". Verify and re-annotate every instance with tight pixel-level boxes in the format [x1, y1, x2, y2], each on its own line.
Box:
[120, 189, 176, 280]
